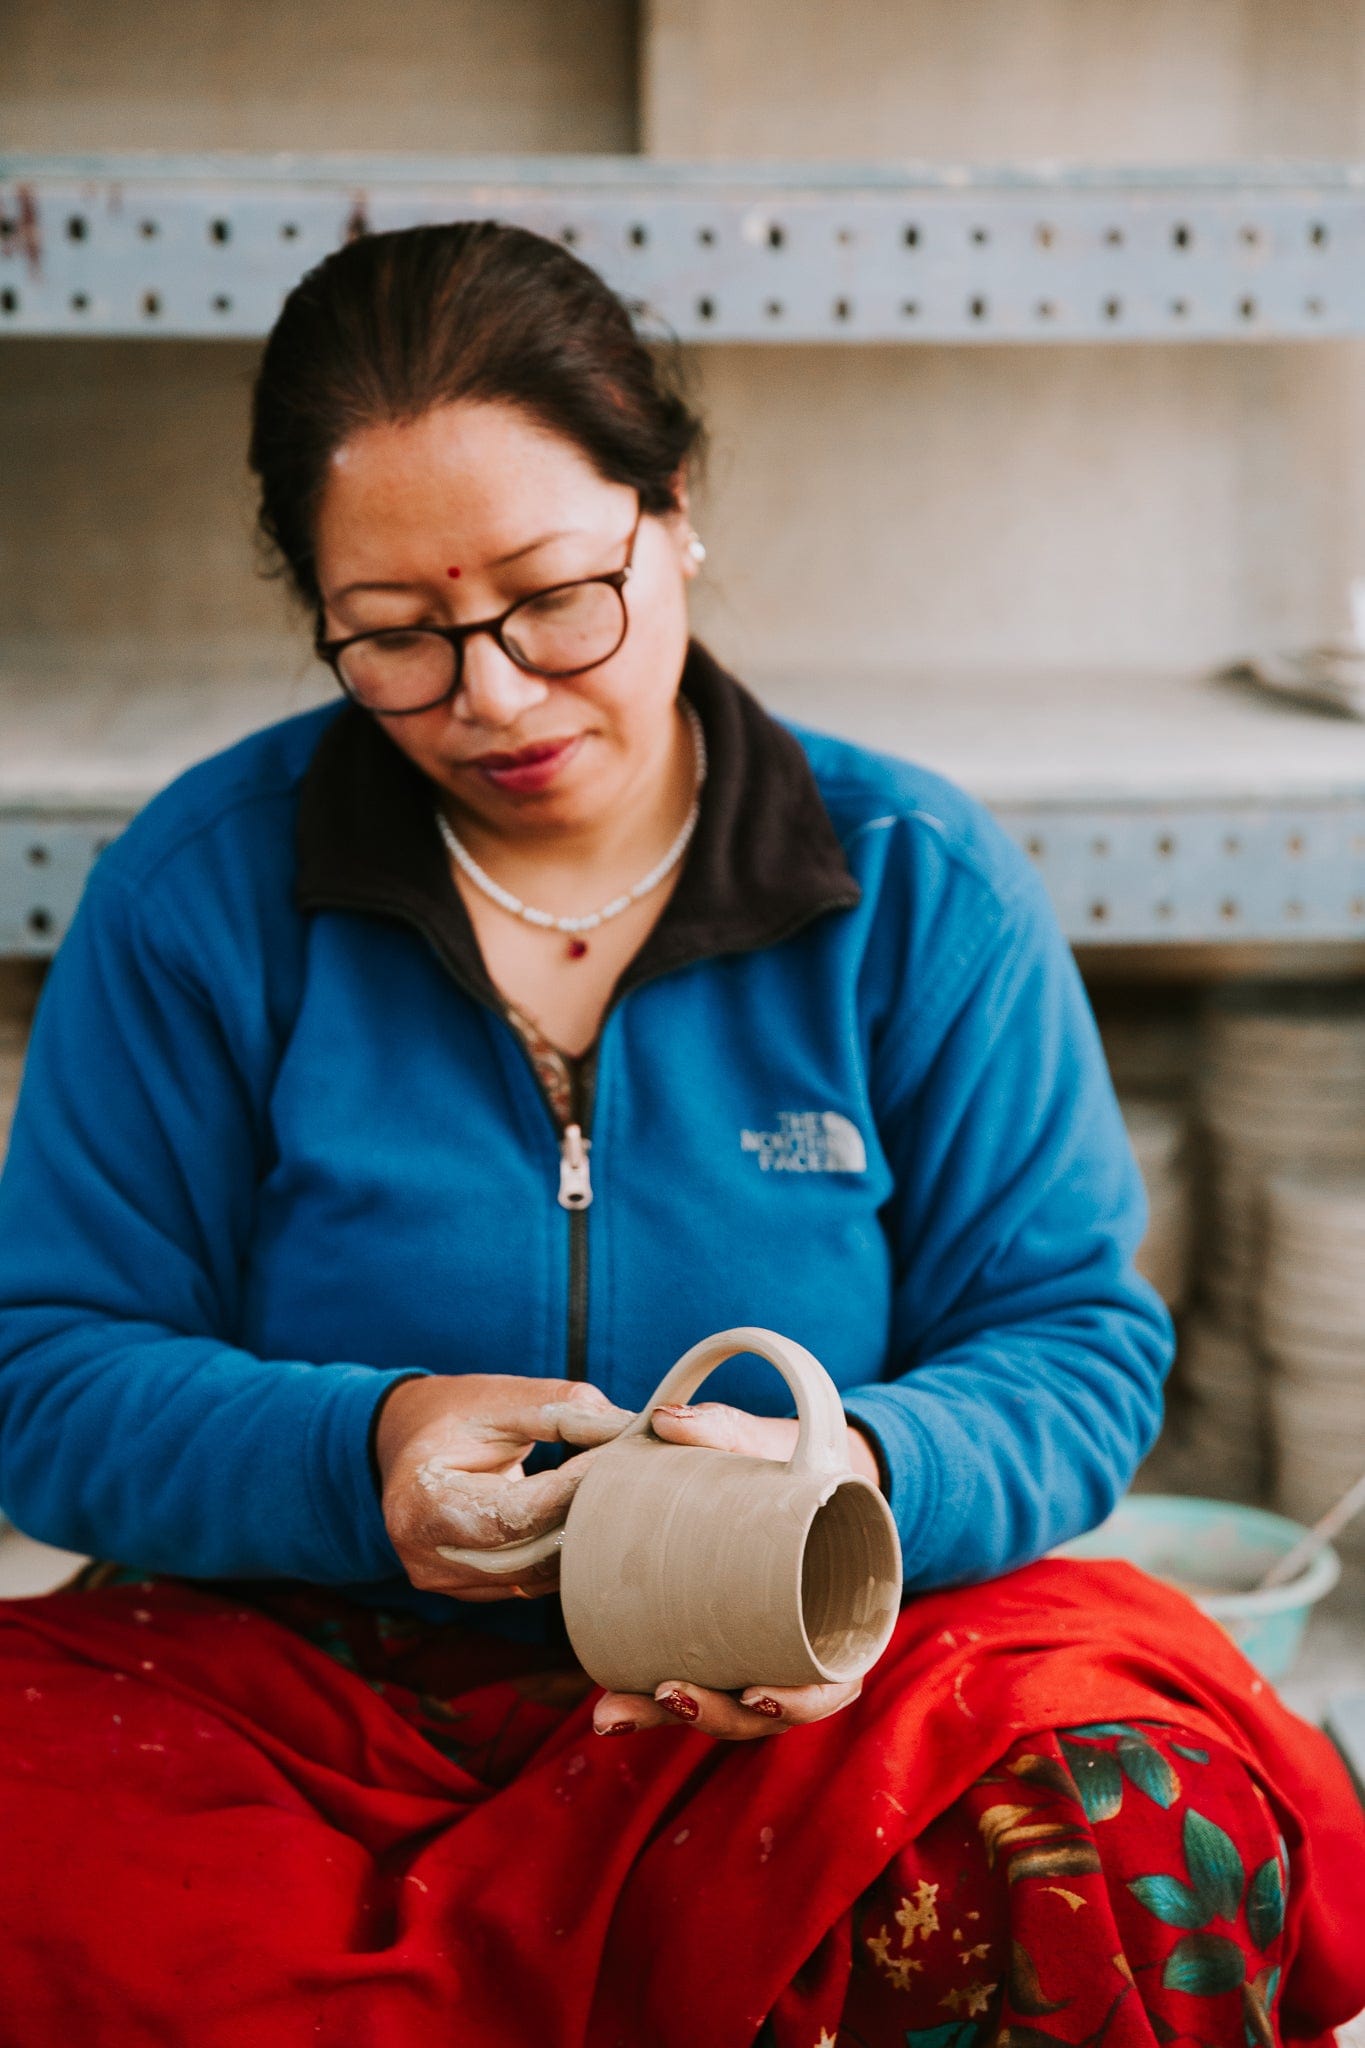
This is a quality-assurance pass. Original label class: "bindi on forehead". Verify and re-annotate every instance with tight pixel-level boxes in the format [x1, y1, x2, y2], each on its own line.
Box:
[446, 565, 461, 578]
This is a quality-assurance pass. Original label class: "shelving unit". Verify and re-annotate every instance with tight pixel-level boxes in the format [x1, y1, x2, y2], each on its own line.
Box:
[4, 14, 1365, 973]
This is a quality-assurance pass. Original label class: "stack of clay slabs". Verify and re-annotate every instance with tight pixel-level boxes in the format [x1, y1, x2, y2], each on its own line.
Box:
[1122, 1097, 1192, 1313]
[1261, 1171, 1365, 1562]
[1142, 1308, 1268, 1504]
[1194, 984, 1365, 1338]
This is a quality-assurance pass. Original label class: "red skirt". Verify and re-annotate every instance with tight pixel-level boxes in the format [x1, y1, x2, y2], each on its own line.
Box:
[0, 1557, 1361, 2047]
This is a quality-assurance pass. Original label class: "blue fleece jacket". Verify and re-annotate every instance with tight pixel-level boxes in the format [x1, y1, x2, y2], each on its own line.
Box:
[0, 664, 1172, 1643]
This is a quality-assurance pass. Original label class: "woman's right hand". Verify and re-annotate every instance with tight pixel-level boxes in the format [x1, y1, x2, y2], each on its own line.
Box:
[374, 1374, 636, 1602]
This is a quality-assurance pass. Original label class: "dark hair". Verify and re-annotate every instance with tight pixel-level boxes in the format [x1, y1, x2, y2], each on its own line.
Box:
[247, 220, 706, 620]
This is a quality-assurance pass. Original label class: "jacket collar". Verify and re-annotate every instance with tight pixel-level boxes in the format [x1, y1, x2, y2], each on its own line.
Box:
[294, 638, 862, 1014]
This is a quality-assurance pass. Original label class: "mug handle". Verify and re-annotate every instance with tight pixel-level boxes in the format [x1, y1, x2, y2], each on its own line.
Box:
[436, 1325, 849, 1576]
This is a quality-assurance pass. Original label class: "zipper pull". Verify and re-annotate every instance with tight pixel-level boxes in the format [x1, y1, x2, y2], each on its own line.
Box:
[557, 1123, 593, 1211]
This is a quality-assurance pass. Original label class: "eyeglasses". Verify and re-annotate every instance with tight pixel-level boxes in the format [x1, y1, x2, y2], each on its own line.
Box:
[314, 502, 643, 717]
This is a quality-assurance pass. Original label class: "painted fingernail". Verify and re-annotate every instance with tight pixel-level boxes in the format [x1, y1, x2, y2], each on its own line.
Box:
[597, 1720, 638, 1737]
[657, 1689, 700, 1722]
[745, 1696, 785, 1719]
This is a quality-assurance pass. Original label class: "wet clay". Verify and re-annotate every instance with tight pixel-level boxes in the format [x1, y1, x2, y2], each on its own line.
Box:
[438, 1327, 903, 1694]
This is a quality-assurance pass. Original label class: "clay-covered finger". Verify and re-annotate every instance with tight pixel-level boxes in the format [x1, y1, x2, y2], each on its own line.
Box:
[419, 1446, 606, 1554]
[450, 1547, 564, 1600]
[590, 1690, 654, 1734]
[589, 1687, 713, 1736]
[455, 1377, 637, 1450]
[649, 1403, 799, 1464]
[551, 1392, 639, 1448]
[738, 1678, 863, 1724]
[648, 1681, 792, 1740]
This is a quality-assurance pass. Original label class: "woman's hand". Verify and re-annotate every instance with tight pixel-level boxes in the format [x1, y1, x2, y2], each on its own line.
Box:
[375, 1374, 636, 1602]
[591, 1399, 885, 1741]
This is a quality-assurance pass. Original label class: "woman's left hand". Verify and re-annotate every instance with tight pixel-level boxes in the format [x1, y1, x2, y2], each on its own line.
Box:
[590, 1401, 884, 1742]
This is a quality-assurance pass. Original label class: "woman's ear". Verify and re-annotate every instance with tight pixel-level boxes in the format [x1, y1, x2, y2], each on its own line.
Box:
[665, 466, 703, 579]
[668, 462, 692, 525]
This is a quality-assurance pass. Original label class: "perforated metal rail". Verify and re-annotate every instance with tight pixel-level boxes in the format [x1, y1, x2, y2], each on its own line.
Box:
[7, 154, 1365, 342]
[6, 798, 1365, 956]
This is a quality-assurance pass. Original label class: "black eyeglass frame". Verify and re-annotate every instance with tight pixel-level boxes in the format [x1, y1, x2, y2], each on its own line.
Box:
[313, 501, 644, 718]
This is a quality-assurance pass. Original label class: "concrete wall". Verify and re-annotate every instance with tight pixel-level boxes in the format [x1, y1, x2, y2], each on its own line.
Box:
[641, 0, 1365, 161]
[3, 0, 637, 153]
[641, 0, 1365, 688]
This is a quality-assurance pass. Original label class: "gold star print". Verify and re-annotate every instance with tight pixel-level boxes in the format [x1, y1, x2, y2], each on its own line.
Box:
[813, 2030, 838, 2048]
[866, 1926, 923, 1989]
[959, 1943, 991, 1964]
[865, 1925, 895, 1969]
[894, 1878, 941, 1945]
[941, 1982, 997, 2019]
[884, 1955, 924, 1991]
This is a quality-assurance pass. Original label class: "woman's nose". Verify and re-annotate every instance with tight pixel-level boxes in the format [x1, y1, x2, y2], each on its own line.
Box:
[455, 633, 550, 730]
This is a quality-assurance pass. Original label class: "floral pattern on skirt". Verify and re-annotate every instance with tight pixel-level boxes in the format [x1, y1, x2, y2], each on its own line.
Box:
[815, 1719, 1287, 2047]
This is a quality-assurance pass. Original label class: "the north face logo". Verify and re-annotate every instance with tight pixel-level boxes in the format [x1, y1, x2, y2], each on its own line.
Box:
[739, 1110, 868, 1175]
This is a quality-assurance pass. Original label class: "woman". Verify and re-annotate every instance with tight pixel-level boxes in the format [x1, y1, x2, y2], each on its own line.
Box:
[0, 222, 1361, 2046]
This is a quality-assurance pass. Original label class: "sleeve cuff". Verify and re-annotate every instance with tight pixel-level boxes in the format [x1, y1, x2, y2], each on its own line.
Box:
[839, 1385, 944, 1587]
[304, 1365, 434, 1584]
[366, 1370, 432, 1497]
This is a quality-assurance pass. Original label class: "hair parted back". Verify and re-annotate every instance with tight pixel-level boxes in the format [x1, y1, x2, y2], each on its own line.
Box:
[247, 220, 706, 619]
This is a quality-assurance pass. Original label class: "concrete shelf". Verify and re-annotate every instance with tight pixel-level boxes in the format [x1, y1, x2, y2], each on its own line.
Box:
[4, 640, 1365, 953]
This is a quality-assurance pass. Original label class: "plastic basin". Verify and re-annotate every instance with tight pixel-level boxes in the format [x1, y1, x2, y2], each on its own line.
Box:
[1055, 1493, 1341, 1681]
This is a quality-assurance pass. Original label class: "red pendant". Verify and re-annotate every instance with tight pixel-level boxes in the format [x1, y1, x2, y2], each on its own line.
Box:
[567, 937, 589, 959]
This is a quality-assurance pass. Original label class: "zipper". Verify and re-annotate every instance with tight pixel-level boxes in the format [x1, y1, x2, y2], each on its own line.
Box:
[364, 888, 857, 1390]
[560, 1049, 600, 1382]
[546, 896, 849, 1381]
[557, 1122, 593, 1212]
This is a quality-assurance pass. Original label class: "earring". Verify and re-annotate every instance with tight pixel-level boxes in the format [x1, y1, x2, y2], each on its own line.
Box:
[686, 531, 707, 564]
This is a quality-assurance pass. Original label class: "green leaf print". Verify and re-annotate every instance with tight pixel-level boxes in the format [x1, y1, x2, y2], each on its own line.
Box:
[1162, 1933, 1247, 1994]
[905, 2023, 985, 2048]
[1061, 1722, 1144, 1740]
[1057, 1740, 1124, 1823]
[1170, 1743, 1210, 1764]
[1246, 1856, 1285, 1948]
[1242, 1970, 1278, 2048]
[1127, 1874, 1210, 1929]
[1184, 1808, 1245, 1921]
[1115, 1734, 1180, 1809]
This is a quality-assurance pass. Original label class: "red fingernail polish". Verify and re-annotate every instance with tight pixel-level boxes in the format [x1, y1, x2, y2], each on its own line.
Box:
[599, 1720, 637, 1736]
[659, 1690, 699, 1722]
[748, 1696, 784, 1718]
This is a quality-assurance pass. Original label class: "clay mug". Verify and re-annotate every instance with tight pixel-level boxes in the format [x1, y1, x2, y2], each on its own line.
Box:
[436, 1325, 904, 1695]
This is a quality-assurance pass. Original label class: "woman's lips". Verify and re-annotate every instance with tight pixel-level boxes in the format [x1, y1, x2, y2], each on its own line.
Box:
[466, 733, 584, 794]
